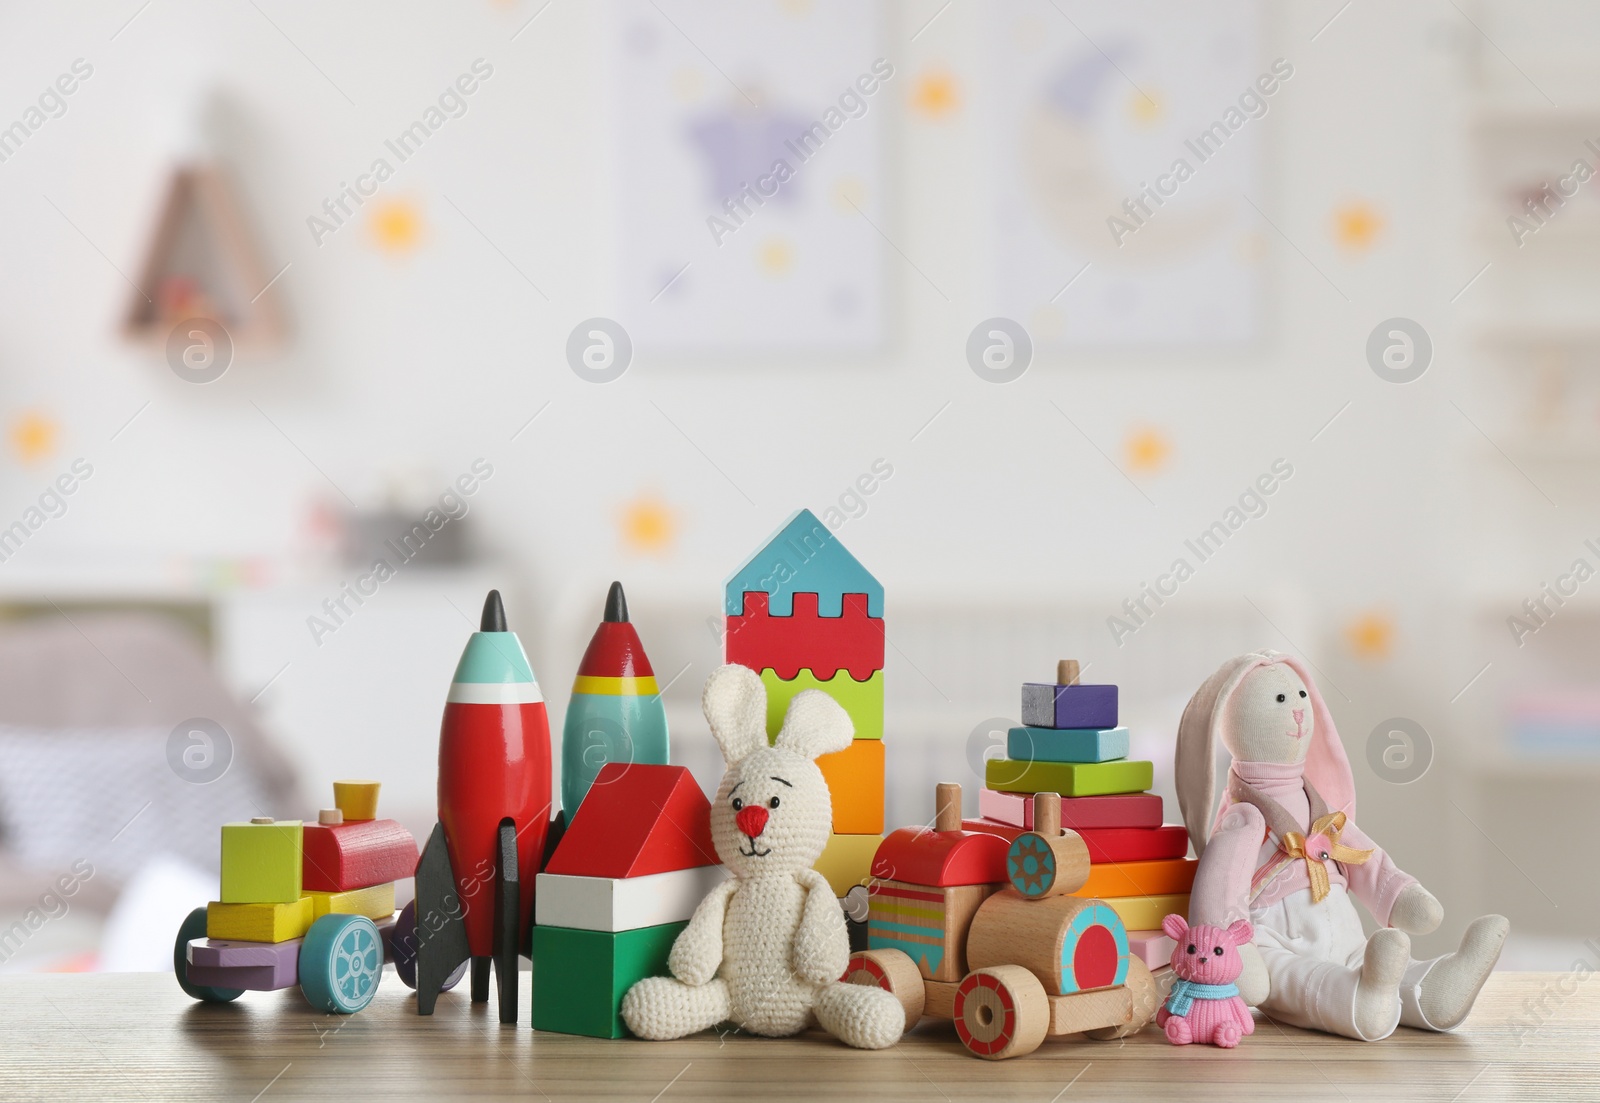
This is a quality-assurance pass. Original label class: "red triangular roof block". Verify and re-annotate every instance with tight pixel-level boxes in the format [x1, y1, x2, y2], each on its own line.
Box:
[544, 763, 719, 877]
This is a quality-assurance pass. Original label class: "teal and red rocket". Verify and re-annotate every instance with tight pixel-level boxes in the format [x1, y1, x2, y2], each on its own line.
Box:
[561, 581, 669, 817]
[414, 590, 552, 1023]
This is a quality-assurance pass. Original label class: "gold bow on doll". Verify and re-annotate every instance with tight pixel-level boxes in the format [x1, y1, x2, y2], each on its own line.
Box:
[1281, 811, 1374, 904]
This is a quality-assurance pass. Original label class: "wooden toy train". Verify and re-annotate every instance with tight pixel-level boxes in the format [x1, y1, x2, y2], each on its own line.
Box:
[173, 781, 467, 1014]
[844, 783, 1162, 1059]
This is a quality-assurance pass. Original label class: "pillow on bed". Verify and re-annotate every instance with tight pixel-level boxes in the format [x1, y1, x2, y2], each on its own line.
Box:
[0, 725, 271, 884]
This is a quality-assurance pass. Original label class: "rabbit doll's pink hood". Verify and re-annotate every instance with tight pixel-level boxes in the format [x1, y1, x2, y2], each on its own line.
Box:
[1175, 649, 1353, 857]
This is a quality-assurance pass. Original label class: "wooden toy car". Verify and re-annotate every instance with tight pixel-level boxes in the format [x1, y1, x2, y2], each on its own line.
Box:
[175, 907, 396, 1013]
[844, 785, 1162, 1059]
[174, 783, 464, 1014]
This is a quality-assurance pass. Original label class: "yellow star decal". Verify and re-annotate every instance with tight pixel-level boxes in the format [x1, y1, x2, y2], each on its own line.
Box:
[1334, 202, 1384, 252]
[620, 495, 676, 555]
[11, 412, 58, 464]
[370, 199, 423, 254]
[1129, 88, 1163, 127]
[1345, 611, 1395, 660]
[1125, 427, 1171, 474]
[911, 70, 960, 118]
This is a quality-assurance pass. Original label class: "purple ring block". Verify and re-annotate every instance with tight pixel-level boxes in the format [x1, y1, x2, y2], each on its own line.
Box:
[183, 914, 397, 994]
[187, 964, 287, 991]
[1021, 682, 1118, 730]
[189, 938, 302, 969]
[189, 937, 300, 990]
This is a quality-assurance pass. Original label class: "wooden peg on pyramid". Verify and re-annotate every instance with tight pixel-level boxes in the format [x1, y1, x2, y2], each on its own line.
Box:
[935, 782, 962, 833]
[1004, 792, 1090, 900]
[1057, 660, 1080, 686]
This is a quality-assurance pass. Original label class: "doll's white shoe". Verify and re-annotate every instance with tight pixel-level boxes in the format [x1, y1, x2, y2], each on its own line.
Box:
[1406, 915, 1509, 1031]
[1352, 928, 1408, 1040]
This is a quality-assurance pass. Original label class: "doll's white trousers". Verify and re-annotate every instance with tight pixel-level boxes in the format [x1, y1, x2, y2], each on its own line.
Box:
[1251, 885, 1443, 1040]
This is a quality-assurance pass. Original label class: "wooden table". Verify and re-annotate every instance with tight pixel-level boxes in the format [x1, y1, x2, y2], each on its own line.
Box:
[2, 972, 1593, 1101]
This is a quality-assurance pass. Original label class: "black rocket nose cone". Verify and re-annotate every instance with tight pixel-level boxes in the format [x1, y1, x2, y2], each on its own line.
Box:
[481, 589, 508, 632]
[604, 581, 629, 623]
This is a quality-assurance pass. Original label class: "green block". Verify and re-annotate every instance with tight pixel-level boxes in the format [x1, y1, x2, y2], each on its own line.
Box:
[759, 669, 883, 741]
[531, 921, 685, 1038]
[984, 758, 1153, 797]
[219, 820, 303, 904]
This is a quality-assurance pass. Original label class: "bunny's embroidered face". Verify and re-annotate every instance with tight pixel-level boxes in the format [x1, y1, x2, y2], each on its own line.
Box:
[712, 747, 833, 877]
[1163, 915, 1252, 985]
[1223, 662, 1312, 766]
[701, 664, 854, 880]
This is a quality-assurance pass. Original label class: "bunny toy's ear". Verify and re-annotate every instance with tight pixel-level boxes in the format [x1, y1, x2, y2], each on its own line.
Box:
[772, 688, 853, 761]
[1161, 913, 1189, 941]
[1226, 919, 1254, 946]
[702, 664, 769, 765]
[1176, 650, 1273, 857]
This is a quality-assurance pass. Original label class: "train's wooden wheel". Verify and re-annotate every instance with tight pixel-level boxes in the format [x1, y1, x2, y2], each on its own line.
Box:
[952, 966, 1048, 1060]
[843, 948, 926, 1030]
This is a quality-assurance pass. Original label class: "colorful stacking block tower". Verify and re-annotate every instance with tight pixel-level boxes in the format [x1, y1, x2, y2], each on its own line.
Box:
[968, 659, 1195, 959]
[724, 509, 886, 898]
[532, 763, 723, 1038]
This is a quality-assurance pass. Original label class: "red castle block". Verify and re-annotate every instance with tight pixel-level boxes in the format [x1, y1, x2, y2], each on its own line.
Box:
[724, 591, 884, 682]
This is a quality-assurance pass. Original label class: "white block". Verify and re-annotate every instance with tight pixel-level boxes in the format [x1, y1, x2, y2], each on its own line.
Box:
[534, 865, 727, 932]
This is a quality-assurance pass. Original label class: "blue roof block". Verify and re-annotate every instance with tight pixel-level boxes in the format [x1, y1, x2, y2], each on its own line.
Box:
[723, 509, 883, 617]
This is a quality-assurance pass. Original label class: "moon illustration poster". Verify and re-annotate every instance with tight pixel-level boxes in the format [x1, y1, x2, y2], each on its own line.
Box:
[987, 0, 1265, 347]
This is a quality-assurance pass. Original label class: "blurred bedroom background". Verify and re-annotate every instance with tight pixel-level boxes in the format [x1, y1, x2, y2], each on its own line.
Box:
[0, 0, 1595, 975]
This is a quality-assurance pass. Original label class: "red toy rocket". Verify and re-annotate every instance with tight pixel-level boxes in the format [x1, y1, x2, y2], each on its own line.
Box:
[414, 590, 552, 1022]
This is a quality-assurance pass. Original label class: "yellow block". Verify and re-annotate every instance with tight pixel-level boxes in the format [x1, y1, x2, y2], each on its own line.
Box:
[814, 832, 882, 896]
[1100, 893, 1191, 933]
[333, 780, 381, 821]
[207, 896, 315, 943]
[305, 882, 395, 920]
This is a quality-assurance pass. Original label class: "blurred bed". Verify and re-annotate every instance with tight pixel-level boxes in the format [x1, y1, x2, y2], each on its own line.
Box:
[0, 610, 298, 971]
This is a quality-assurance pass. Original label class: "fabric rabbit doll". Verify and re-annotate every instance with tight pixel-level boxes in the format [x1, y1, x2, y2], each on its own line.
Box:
[1157, 915, 1256, 1048]
[621, 664, 905, 1049]
[1177, 650, 1509, 1042]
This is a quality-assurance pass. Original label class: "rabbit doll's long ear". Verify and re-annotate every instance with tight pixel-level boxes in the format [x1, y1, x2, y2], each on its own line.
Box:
[702, 664, 769, 765]
[1176, 651, 1265, 858]
[772, 689, 853, 761]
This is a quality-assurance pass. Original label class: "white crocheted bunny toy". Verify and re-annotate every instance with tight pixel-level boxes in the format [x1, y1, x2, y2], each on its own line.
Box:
[621, 664, 904, 1049]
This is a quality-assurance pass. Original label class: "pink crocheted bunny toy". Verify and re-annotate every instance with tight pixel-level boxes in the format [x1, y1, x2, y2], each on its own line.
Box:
[1156, 914, 1256, 1048]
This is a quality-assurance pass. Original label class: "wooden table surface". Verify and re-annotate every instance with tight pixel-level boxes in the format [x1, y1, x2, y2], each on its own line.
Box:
[2, 971, 1594, 1101]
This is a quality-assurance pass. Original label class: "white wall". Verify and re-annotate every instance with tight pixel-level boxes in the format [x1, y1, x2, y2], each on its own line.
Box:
[1, 1, 1591, 955]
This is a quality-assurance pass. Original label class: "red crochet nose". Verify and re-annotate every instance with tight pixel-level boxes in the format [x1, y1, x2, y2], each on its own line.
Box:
[736, 804, 769, 838]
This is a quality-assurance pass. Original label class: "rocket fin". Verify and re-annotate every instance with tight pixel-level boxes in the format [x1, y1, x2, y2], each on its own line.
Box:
[493, 818, 520, 1024]
[413, 823, 472, 1015]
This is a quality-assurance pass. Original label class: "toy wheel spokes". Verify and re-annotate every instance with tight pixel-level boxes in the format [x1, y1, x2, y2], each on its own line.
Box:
[173, 906, 243, 1004]
[334, 924, 381, 1003]
[843, 948, 926, 1030]
[1085, 956, 1161, 1040]
[953, 966, 1049, 1060]
[301, 914, 383, 1014]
